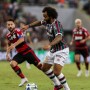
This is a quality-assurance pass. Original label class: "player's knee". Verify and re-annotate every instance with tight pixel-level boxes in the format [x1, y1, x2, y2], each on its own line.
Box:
[54, 70, 61, 76]
[75, 57, 79, 62]
[41, 63, 52, 72]
[37, 63, 42, 70]
[75, 56, 80, 62]
[10, 60, 17, 67]
[41, 66, 49, 72]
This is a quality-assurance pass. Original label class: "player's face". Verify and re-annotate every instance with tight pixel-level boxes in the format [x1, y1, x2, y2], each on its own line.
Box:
[43, 12, 51, 23]
[75, 21, 82, 28]
[6, 21, 15, 32]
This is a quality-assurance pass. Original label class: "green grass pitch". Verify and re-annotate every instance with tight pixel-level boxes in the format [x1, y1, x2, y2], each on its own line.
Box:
[0, 61, 90, 90]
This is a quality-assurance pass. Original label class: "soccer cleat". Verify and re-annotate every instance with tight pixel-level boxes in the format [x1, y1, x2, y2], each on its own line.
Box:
[85, 70, 89, 77]
[19, 77, 28, 87]
[54, 85, 63, 90]
[77, 70, 82, 77]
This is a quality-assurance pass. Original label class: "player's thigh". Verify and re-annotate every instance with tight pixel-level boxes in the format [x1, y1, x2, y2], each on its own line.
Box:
[81, 48, 89, 59]
[25, 50, 40, 66]
[10, 60, 18, 67]
[12, 53, 25, 65]
[42, 62, 52, 72]
[75, 50, 81, 61]
[75, 54, 80, 61]
[53, 63, 63, 76]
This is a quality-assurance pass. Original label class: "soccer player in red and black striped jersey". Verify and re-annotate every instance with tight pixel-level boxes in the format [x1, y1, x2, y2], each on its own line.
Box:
[6, 18, 42, 87]
[70, 19, 90, 77]
[22, 6, 70, 90]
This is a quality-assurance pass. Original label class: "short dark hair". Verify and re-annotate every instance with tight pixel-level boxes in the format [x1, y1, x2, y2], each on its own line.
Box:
[42, 6, 58, 19]
[7, 18, 15, 22]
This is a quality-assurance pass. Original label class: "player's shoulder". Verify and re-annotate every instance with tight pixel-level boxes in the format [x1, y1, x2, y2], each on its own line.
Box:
[15, 28, 21, 32]
[6, 32, 10, 37]
[73, 28, 77, 32]
[82, 27, 88, 31]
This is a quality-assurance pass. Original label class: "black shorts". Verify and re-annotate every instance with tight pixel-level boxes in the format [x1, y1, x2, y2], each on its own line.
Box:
[12, 49, 40, 66]
[75, 47, 89, 58]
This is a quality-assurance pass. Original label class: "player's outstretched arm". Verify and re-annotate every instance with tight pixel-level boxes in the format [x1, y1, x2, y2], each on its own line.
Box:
[21, 21, 41, 31]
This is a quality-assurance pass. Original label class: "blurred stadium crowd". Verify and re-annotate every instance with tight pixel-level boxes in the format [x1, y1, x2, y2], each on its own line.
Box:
[0, 0, 90, 51]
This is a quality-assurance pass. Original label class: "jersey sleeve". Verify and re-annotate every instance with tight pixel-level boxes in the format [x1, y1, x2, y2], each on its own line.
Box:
[84, 28, 90, 37]
[54, 21, 63, 36]
[41, 20, 47, 26]
[16, 29, 24, 39]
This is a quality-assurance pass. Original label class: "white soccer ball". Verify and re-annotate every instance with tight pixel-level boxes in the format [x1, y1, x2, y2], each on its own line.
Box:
[25, 83, 38, 90]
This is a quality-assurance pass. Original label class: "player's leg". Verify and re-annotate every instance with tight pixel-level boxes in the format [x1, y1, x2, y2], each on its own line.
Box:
[42, 60, 61, 89]
[25, 50, 42, 70]
[41, 52, 62, 90]
[26, 61, 31, 69]
[53, 48, 70, 90]
[75, 50, 82, 77]
[53, 64, 69, 90]
[84, 57, 89, 77]
[11, 53, 28, 86]
[82, 48, 89, 77]
[26, 50, 61, 90]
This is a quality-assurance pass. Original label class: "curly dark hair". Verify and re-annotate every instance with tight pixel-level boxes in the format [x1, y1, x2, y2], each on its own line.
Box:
[42, 6, 58, 19]
[6, 18, 15, 22]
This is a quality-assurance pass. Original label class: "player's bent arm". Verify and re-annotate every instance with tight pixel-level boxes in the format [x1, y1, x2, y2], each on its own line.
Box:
[6, 40, 11, 54]
[49, 34, 62, 46]
[8, 37, 24, 51]
[70, 41, 74, 46]
[85, 35, 90, 41]
[14, 37, 24, 47]
[82, 35, 90, 42]
[6, 44, 11, 62]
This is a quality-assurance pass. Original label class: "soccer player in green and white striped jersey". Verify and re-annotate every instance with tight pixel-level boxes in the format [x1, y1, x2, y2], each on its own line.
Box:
[22, 6, 70, 90]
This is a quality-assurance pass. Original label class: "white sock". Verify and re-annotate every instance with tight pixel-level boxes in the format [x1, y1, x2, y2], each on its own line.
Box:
[45, 69, 60, 86]
[57, 73, 70, 89]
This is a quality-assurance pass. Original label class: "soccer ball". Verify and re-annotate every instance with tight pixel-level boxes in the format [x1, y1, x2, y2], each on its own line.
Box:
[25, 83, 38, 90]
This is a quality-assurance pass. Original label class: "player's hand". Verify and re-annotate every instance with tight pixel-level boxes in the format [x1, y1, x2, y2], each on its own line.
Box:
[37, 62, 43, 70]
[43, 45, 51, 50]
[80, 39, 86, 43]
[8, 44, 15, 51]
[70, 41, 73, 46]
[21, 25, 29, 31]
[6, 54, 11, 62]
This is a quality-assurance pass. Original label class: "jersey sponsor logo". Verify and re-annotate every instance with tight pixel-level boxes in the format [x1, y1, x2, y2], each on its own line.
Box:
[75, 36, 82, 40]
[74, 31, 82, 34]
[9, 34, 17, 40]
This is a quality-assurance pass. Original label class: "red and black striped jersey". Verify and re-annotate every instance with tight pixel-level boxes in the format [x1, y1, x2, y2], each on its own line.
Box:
[6, 28, 30, 53]
[72, 27, 89, 48]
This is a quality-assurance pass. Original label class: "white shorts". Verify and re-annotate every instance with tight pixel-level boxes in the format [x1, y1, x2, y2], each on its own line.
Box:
[44, 48, 69, 66]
